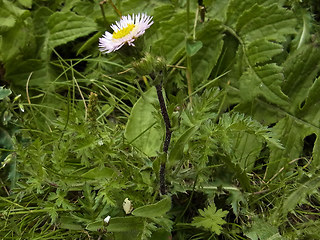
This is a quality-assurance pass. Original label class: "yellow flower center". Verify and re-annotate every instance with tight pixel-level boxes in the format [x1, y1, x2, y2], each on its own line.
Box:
[112, 24, 135, 39]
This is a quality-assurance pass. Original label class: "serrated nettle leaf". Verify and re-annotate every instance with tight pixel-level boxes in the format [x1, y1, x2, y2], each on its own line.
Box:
[265, 117, 306, 179]
[125, 87, 163, 157]
[236, 4, 296, 43]
[226, 0, 266, 26]
[246, 39, 283, 66]
[204, 0, 229, 22]
[191, 20, 224, 85]
[239, 64, 289, 107]
[48, 11, 97, 49]
[152, 12, 194, 64]
[132, 196, 171, 218]
[282, 44, 320, 113]
[244, 218, 285, 240]
[232, 132, 263, 172]
[298, 76, 320, 126]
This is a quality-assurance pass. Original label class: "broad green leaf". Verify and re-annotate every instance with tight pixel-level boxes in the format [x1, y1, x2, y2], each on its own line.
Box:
[186, 39, 203, 57]
[132, 196, 171, 218]
[0, 20, 35, 62]
[152, 12, 193, 64]
[244, 218, 285, 240]
[191, 203, 228, 235]
[282, 44, 320, 113]
[204, 0, 229, 22]
[18, 0, 32, 8]
[108, 216, 143, 232]
[226, 0, 266, 26]
[239, 64, 289, 107]
[5, 59, 57, 89]
[48, 11, 97, 49]
[60, 216, 83, 231]
[299, 76, 320, 125]
[0, 86, 11, 100]
[236, 4, 296, 43]
[125, 87, 163, 157]
[81, 167, 114, 179]
[246, 39, 283, 66]
[232, 132, 263, 172]
[265, 117, 306, 179]
[191, 20, 224, 85]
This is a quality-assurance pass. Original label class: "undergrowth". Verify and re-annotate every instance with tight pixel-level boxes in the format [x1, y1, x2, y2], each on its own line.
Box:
[1, 0, 320, 239]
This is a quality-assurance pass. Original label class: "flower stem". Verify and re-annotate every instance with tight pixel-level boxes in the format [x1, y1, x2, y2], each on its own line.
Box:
[155, 84, 172, 195]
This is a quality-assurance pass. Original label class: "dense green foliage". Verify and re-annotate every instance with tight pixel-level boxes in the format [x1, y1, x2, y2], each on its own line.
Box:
[1, 0, 320, 239]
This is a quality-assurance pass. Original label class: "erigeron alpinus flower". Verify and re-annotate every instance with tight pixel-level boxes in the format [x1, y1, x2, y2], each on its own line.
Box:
[99, 13, 153, 53]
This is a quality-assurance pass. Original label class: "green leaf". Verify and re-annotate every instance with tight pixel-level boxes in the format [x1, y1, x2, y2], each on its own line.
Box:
[282, 44, 320, 113]
[18, 0, 32, 8]
[236, 4, 296, 43]
[125, 87, 163, 157]
[132, 196, 171, 218]
[5, 59, 57, 89]
[186, 39, 203, 57]
[168, 126, 198, 168]
[0, 0, 29, 33]
[232, 131, 263, 172]
[246, 39, 283, 66]
[81, 167, 114, 179]
[108, 216, 143, 232]
[48, 11, 97, 49]
[152, 12, 193, 64]
[281, 174, 320, 218]
[191, 203, 228, 235]
[239, 64, 289, 107]
[265, 117, 307, 179]
[191, 20, 224, 85]
[0, 19, 35, 62]
[226, 0, 266, 26]
[245, 218, 285, 240]
[0, 86, 11, 100]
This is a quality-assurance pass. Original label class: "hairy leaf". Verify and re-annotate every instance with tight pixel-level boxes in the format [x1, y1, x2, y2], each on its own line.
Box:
[236, 4, 296, 43]
[48, 11, 97, 49]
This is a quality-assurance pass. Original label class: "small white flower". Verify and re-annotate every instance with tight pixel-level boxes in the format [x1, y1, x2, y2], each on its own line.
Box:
[104, 215, 111, 224]
[123, 198, 133, 214]
[99, 13, 153, 53]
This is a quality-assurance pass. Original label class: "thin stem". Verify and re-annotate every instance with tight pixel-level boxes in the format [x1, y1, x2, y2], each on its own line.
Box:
[186, 0, 193, 104]
[156, 84, 172, 195]
[99, 1, 108, 26]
